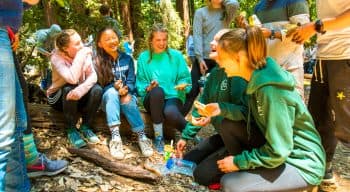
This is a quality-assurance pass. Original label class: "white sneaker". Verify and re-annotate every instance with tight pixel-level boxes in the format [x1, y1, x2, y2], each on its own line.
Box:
[138, 138, 153, 157]
[109, 140, 125, 160]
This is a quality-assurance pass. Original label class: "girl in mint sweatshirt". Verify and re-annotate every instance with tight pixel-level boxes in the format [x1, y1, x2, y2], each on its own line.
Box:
[136, 23, 191, 153]
[201, 27, 325, 191]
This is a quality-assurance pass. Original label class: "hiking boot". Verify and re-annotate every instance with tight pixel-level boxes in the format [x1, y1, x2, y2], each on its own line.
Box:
[27, 153, 68, 178]
[80, 125, 100, 143]
[67, 128, 86, 148]
[109, 140, 125, 159]
[154, 136, 165, 154]
[138, 138, 153, 157]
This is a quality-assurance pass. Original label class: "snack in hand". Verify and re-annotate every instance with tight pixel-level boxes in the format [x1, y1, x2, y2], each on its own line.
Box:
[193, 100, 211, 117]
[174, 83, 190, 90]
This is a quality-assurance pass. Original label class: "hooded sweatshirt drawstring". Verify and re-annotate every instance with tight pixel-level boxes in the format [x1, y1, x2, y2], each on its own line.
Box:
[314, 59, 324, 83]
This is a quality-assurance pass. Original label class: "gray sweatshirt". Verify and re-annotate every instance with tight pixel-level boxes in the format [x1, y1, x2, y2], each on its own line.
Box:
[193, 0, 239, 63]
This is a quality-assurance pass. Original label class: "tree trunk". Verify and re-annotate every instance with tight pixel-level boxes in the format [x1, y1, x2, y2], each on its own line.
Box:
[28, 103, 176, 139]
[183, 0, 190, 38]
[130, 0, 145, 56]
[120, 0, 133, 41]
[42, 0, 57, 27]
[68, 147, 161, 183]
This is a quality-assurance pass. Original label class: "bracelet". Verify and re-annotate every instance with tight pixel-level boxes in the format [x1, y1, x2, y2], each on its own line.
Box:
[315, 19, 326, 34]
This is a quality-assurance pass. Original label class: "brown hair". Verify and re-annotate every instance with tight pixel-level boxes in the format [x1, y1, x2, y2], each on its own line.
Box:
[218, 26, 267, 69]
[147, 23, 171, 63]
[55, 29, 77, 55]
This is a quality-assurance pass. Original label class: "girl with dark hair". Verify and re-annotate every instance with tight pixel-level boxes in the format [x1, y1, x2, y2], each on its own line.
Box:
[136, 23, 191, 153]
[94, 27, 153, 159]
[48, 29, 102, 148]
[199, 26, 325, 191]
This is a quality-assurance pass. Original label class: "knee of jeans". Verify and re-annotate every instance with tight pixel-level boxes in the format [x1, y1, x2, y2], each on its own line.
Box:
[220, 174, 239, 192]
[149, 87, 165, 99]
[103, 88, 120, 101]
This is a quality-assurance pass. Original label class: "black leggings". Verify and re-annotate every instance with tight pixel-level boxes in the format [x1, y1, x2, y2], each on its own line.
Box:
[143, 87, 187, 132]
[184, 119, 266, 185]
[182, 58, 217, 115]
[50, 84, 102, 128]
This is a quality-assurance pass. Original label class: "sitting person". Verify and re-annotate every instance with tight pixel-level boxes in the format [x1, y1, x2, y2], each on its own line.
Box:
[47, 29, 102, 148]
[199, 26, 325, 191]
[136, 23, 191, 153]
[176, 29, 252, 186]
[94, 27, 153, 159]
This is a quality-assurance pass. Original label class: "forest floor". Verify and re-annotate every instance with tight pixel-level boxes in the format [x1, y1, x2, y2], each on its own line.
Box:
[29, 79, 350, 192]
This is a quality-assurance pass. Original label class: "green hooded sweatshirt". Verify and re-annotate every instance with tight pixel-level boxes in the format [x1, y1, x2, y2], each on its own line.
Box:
[136, 48, 191, 104]
[223, 57, 325, 185]
[182, 67, 248, 140]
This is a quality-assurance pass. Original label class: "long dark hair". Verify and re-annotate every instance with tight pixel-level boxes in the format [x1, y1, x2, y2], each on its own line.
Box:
[94, 27, 119, 87]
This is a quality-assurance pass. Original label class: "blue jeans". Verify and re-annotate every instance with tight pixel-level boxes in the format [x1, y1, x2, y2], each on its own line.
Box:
[0, 28, 16, 192]
[5, 73, 30, 192]
[102, 85, 144, 132]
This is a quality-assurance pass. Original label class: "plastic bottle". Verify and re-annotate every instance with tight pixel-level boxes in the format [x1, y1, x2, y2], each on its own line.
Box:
[248, 14, 262, 26]
[165, 158, 197, 177]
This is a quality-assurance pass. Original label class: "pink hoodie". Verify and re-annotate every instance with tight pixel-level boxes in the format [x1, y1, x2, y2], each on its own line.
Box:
[47, 47, 97, 99]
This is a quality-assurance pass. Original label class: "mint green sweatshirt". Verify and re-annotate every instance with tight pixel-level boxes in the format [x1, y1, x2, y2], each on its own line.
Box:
[221, 57, 325, 185]
[136, 48, 191, 103]
[181, 67, 248, 140]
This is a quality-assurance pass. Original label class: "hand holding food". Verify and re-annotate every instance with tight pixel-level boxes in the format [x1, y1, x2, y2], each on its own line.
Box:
[194, 101, 221, 117]
[174, 83, 190, 91]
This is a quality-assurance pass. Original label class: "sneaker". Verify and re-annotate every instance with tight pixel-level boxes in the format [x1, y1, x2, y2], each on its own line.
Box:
[320, 168, 337, 192]
[27, 153, 68, 178]
[109, 140, 125, 159]
[80, 125, 100, 143]
[67, 128, 86, 148]
[138, 138, 153, 157]
[154, 136, 165, 154]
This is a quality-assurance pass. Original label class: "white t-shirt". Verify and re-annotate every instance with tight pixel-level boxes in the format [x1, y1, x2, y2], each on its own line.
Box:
[316, 0, 350, 60]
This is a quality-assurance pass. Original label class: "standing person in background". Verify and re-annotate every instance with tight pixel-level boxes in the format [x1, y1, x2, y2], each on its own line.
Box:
[123, 36, 134, 57]
[237, 0, 310, 99]
[99, 4, 122, 38]
[183, 0, 239, 115]
[136, 23, 191, 153]
[94, 27, 153, 160]
[185, 28, 195, 72]
[48, 29, 102, 149]
[1, 0, 39, 191]
[287, 1, 350, 189]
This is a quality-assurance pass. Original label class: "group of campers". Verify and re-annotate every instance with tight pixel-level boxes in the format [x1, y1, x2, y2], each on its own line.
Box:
[1, 0, 350, 191]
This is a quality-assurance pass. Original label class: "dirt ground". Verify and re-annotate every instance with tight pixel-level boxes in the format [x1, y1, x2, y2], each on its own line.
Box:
[29, 82, 350, 192]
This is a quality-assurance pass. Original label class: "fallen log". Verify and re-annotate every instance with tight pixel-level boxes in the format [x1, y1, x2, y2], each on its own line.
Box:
[68, 147, 162, 183]
[28, 103, 176, 139]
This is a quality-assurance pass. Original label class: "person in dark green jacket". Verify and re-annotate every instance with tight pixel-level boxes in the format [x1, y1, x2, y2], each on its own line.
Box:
[176, 29, 265, 186]
[200, 26, 325, 191]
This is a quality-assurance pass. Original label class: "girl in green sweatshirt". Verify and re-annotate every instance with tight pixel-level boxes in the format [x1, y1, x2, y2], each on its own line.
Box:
[200, 26, 325, 191]
[136, 24, 191, 153]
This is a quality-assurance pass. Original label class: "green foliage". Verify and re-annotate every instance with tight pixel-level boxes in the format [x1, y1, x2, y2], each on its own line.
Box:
[160, 0, 184, 50]
[19, 0, 317, 72]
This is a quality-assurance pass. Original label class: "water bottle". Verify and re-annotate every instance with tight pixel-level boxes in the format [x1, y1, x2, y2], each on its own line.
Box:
[166, 158, 197, 177]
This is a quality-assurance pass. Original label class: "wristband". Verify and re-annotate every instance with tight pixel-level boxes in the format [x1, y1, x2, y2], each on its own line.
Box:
[315, 19, 326, 34]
